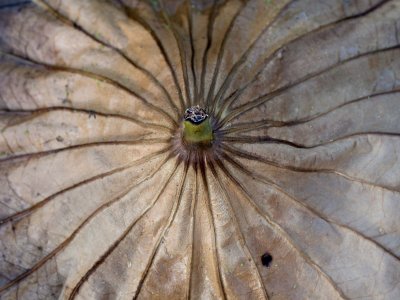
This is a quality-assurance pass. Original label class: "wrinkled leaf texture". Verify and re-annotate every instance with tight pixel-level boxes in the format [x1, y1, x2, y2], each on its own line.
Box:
[0, 0, 400, 299]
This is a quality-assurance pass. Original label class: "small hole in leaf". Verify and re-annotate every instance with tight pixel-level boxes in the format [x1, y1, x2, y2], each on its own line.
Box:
[261, 252, 273, 267]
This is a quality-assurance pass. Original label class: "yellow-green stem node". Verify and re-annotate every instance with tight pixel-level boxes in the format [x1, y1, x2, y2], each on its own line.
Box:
[182, 105, 213, 144]
[183, 118, 213, 144]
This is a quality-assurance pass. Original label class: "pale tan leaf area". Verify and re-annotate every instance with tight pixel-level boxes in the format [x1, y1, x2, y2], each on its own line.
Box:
[0, 0, 399, 299]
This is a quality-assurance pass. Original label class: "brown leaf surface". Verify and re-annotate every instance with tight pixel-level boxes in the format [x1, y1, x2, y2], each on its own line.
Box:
[0, 0, 399, 299]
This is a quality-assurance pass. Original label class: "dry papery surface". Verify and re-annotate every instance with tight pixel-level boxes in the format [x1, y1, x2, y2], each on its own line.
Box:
[0, 0, 400, 299]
